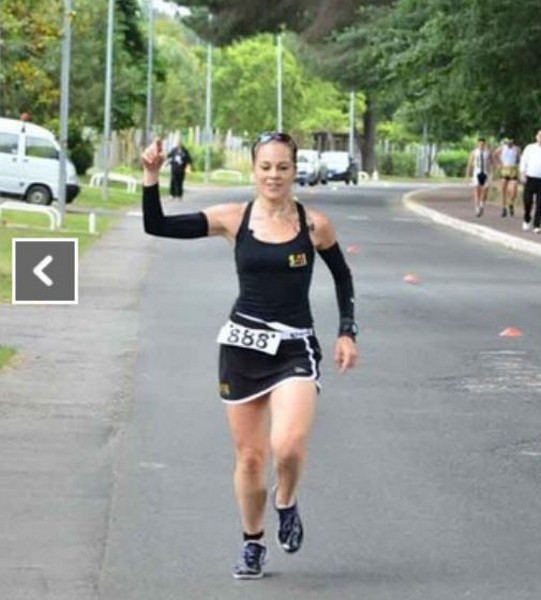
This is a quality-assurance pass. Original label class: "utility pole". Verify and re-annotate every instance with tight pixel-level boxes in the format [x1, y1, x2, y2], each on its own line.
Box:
[276, 31, 283, 131]
[145, 0, 154, 147]
[348, 91, 355, 157]
[58, 0, 73, 226]
[102, 0, 114, 200]
[203, 39, 213, 183]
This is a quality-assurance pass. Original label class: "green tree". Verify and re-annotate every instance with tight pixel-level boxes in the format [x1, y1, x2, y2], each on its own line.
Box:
[176, 0, 367, 45]
[152, 17, 206, 132]
[0, 0, 62, 121]
[210, 33, 355, 140]
[358, 0, 541, 145]
[69, 0, 148, 131]
[212, 34, 306, 135]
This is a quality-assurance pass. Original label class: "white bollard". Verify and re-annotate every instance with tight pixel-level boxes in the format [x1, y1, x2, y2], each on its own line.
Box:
[88, 211, 97, 234]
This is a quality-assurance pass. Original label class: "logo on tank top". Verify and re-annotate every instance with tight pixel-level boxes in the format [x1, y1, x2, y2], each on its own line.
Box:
[288, 253, 307, 268]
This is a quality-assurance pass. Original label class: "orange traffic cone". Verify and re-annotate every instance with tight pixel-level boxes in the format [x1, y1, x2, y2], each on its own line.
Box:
[499, 327, 523, 337]
[403, 273, 420, 284]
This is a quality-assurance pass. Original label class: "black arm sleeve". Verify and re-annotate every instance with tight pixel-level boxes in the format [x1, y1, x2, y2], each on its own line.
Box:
[142, 184, 208, 239]
[317, 242, 357, 338]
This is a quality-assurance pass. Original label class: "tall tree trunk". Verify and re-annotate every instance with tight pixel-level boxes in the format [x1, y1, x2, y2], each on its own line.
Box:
[361, 96, 377, 175]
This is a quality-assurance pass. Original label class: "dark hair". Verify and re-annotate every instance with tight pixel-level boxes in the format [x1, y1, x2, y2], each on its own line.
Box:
[251, 132, 298, 163]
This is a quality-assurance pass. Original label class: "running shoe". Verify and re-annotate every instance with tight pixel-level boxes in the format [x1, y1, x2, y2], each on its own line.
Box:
[233, 541, 267, 580]
[523, 221, 532, 231]
[501, 207, 507, 217]
[509, 204, 514, 216]
[534, 228, 541, 234]
[273, 489, 304, 553]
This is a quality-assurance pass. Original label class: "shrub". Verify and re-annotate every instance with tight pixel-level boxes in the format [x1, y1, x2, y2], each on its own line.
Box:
[378, 151, 416, 177]
[69, 131, 94, 175]
[437, 149, 469, 178]
[47, 118, 94, 175]
[189, 145, 225, 171]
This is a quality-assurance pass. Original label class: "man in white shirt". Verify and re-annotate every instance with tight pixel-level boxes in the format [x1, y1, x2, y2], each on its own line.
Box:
[519, 129, 541, 233]
[466, 137, 493, 217]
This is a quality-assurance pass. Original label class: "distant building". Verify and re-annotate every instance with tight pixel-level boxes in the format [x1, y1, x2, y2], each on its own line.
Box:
[312, 131, 362, 164]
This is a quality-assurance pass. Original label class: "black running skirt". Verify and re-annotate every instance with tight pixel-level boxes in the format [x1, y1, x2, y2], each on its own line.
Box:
[218, 332, 322, 404]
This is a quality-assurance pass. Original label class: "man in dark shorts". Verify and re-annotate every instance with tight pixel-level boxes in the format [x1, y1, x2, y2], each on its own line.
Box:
[466, 137, 493, 217]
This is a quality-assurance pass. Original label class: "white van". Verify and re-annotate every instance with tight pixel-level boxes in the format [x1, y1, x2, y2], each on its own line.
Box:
[295, 149, 323, 186]
[0, 117, 80, 205]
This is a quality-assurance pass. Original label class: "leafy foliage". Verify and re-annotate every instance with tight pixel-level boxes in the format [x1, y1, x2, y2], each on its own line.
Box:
[174, 0, 370, 45]
[3, 0, 541, 174]
[0, 0, 62, 121]
[328, 0, 541, 144]
[152, 17, 206, 132]
[211, 34, 355, 137]
[436, 149, 469, 178]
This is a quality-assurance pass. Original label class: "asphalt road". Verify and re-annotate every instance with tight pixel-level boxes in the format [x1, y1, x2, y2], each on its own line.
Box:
[96, 184, 541, 599]
[2, 182, 541, 600]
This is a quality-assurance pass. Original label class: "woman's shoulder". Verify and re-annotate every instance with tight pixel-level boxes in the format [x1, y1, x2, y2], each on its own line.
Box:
[303, 205, 332, 230]
[203, 201, 249, 238]
[301, 204, 336, 248]
[205, 201, 248, 219]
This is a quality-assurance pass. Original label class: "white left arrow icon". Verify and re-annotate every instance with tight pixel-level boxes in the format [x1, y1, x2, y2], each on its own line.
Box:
[33, 255, 54, 287]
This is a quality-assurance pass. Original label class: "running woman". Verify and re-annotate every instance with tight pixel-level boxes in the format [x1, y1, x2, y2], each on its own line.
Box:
[141, 132, 358, 579]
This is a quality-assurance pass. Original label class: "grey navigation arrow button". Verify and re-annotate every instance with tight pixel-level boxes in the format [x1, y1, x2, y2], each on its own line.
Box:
[33, 255, 54, 287]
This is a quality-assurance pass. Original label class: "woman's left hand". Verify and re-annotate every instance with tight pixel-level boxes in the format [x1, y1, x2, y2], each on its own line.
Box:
[334, 336, 358, 373]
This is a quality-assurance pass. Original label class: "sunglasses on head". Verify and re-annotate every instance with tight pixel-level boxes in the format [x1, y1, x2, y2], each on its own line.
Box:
[251, 131, 298, 161]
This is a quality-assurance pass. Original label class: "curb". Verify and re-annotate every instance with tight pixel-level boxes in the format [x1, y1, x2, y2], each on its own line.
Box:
[403, 192, 541, 259]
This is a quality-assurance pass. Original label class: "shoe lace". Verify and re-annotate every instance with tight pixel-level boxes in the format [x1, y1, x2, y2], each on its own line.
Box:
[243, 542, 264, 567]
[280, 507, 300, 540]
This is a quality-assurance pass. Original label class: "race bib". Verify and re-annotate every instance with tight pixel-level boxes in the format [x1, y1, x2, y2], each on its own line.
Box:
[216, 321, 281, 355]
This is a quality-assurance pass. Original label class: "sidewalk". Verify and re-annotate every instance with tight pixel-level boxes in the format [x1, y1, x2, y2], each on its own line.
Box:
[0, 215, 152, 600]
[403, 184, 541, 258]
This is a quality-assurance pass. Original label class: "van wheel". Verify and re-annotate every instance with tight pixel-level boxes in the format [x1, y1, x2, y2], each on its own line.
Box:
[26, 185, 52, 205]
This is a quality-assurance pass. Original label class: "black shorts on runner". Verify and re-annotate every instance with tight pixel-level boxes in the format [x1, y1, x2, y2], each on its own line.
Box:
[476, 172, 488, 187]
[218, 328, 322, 404]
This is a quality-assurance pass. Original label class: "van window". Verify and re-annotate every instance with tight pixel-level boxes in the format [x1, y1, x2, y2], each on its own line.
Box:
[25, 136, 59, 159]
[0, 132, 18, 155]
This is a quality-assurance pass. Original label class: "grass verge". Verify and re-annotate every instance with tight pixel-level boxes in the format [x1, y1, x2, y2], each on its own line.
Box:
[0, 184, 139, 303]
[0, 345, 16, 370]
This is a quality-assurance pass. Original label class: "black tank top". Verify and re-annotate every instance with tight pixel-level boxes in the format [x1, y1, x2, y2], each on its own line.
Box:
[232, 200, 315, 328]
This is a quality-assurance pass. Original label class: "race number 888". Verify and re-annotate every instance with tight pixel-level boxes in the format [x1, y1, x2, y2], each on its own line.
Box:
[217, 322, 281, 355]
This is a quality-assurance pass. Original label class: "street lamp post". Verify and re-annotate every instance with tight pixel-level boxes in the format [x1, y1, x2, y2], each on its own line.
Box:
[348, 90, 355, 158]
[58, 0, 73, 226]
[145, 0, 154, 147]
[276, 31, 283, 131]
[203, 40, 212, 183]
[102, 0, 114, 200]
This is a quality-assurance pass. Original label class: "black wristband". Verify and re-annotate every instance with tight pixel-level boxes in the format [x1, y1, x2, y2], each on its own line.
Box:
[339, 318, 358, 340]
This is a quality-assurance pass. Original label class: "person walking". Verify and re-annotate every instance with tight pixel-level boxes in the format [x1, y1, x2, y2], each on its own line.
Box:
[166, 135, 192, 200]
[519, 129, 541, 233]
[466, 137, 493, 217]
[493, 137, 521, 217]
[141, 132, 358, 579]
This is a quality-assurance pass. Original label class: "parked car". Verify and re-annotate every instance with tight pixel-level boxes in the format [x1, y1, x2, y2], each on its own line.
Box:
[295, 149, 324, 186]
[320, 151, 359, 185]
[0, 116, 80, 205]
